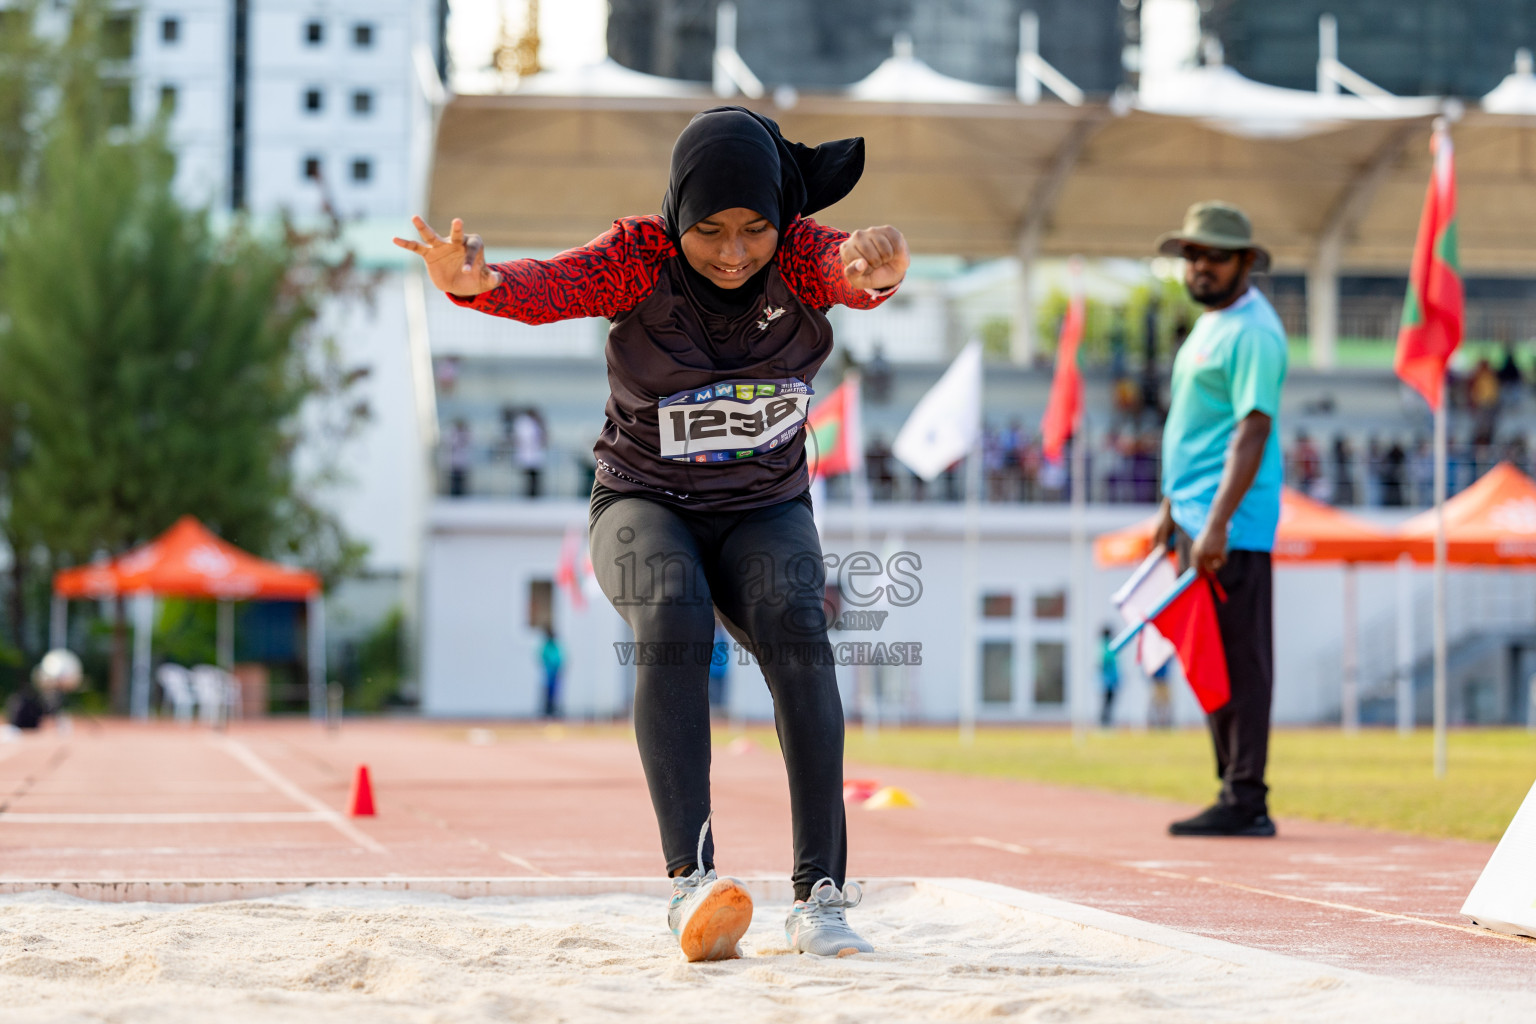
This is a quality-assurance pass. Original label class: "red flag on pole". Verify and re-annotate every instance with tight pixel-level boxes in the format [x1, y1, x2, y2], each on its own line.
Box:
[1041, 267, 1085, 462]
[1395, 122, 1462, 410]
[1150, 575, 1230, 713]
[807, 376, 863, 479]
[555, 526, 587, 612]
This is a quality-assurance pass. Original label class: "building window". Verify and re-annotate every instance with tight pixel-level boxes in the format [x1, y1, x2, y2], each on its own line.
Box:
[305, 20, 323, 45]
[161, 17, 179, 43]
[302, 156, 322, 181]
[981, 641, 1013, 705]
[159, 84, 177, 114]
[303, 88, 322, 112]
[527, 580, 553, 631]
[981, 592, 1014, 619]
[351, 90, 373, 115]
[104, 82, 132, 126]
[1033, 589, 1066, 620]
[351, 158, 371, 183]
[353, 23, 374, 48]
[102, 14, 135, 59]
[1033, 641, 1066, 705]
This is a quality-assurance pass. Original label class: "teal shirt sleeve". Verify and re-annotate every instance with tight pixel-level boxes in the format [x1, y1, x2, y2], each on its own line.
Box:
[1226, 327, 1286, 421]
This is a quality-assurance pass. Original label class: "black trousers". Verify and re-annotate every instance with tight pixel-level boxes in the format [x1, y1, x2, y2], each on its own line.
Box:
[589, 486, 845, 901]
[1177, 533, 1275, 814]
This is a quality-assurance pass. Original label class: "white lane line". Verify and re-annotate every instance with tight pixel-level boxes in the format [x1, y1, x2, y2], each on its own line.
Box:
[968, 834, 1523, 943]
[0, 812, 331, 824]
[1128, 864, 1530, 943]
[498, 851, 557, 876]
[219, 738, 386, 855]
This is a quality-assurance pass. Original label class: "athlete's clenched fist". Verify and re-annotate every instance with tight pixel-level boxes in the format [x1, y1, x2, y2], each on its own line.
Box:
[839, 225, 909, 291]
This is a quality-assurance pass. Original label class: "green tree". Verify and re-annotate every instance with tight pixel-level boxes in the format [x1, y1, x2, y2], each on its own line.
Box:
[0, 1, 370, 707]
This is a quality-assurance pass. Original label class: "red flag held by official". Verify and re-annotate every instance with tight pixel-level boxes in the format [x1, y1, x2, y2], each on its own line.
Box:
[556, 526, 587, 612]
[1150, 575, 1230, 713]
[1395, 122, 1462, 410]
[1041, 268, 1085, 462]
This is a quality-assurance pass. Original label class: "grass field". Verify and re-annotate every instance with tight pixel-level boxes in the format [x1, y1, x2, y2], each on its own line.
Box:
[819, 727, 1536, 843]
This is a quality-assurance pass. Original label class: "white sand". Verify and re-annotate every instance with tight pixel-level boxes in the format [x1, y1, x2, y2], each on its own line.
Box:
[0, 881, 1531, 1023]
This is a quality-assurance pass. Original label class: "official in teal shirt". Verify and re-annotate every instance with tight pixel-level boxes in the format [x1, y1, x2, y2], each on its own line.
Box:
[1162, 289, 1288, 551]
[1152, 202, 1285, 840]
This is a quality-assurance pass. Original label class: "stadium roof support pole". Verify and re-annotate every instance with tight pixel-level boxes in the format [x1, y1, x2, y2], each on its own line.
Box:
[1341, 563, 1359, 733]
[1017, 12, 1085, 107]
[1012, 113, 1106, 364]
[1308, 121, 1420, 368]
[712, 3, 764, 100]
[130, 593, 153, 721]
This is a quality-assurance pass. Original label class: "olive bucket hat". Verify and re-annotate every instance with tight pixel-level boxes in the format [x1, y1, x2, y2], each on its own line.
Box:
[1156, 201, 1271, 273]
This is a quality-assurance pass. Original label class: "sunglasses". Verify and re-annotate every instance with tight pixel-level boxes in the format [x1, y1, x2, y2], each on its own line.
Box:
[1179, 246, 1239, 265]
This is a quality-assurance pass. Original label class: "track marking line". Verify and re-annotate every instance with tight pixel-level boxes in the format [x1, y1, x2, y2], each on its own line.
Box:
[0, 812, 331, 824]
[1127, 864, 1534, 944]
[968, 836, 1032, 856]
[498, 852, 557, 876]
[219, 738, 386, 855]
[967, 834, 1531, 946]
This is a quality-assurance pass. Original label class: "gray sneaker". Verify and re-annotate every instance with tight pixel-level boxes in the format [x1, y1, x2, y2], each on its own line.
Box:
[668, 867, 753, 961]
[785, 878, 873, 956]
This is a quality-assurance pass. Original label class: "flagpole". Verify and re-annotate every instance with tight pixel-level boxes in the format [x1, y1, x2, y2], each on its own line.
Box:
[959, 439, 981, 745]
[1433, 383, 1448, 779]
[1069, 414, 1089, 742]
[847, 372, 877, 739]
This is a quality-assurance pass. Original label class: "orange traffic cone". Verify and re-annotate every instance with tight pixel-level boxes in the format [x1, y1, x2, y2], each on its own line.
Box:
[348, 764, 376, 817]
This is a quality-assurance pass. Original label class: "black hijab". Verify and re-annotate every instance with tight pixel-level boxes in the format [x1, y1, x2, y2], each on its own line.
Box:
[661, 106, 865, 316]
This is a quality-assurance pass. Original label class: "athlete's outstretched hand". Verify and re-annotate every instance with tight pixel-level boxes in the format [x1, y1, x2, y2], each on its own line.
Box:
[392, 216, 501, 297]
[840, 225, 909, 291]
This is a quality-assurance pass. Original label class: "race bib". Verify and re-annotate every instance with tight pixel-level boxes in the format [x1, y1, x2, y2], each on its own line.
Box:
[657, 378, 813, 463]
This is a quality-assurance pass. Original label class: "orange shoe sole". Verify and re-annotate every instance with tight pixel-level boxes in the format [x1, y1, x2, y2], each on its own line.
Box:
[678, 880, 753, 962]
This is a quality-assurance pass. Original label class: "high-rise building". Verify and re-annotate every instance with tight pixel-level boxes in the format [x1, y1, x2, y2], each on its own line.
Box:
[126, 0, 442, 218]
[1202, 0, 1536, 99]
[607, 0, 1125, 96]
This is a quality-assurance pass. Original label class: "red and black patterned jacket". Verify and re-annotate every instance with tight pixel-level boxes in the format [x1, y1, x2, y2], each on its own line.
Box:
[452, 214, 897, 511]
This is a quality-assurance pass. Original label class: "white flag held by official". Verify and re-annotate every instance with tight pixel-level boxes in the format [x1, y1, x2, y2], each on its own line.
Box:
[1112, 548, 1179, 675]
[893, 341, 983, 481]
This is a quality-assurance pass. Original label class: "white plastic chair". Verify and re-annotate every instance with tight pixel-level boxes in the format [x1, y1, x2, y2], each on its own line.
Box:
[156, 663, 196, 723]
[190, 665, 232, 727]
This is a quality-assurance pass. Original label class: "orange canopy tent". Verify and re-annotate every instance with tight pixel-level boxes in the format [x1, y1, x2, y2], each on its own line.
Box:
[52, 517, 324, 719]
[1397, 462, 1536, 566]
[1094, 488, 1405, 567]
[54, 517, 320, 600]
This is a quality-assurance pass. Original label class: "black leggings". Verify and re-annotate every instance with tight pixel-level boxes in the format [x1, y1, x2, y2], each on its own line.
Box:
[589, 486, 845, 901]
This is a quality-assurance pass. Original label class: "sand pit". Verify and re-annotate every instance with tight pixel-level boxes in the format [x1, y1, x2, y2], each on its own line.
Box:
[1, 879, 1531, 1023]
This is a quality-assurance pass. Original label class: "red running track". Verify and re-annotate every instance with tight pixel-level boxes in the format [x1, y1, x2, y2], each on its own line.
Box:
[0, 719, 1530, 989]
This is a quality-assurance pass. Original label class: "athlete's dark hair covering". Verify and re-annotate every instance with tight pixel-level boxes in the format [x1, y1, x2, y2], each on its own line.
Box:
[661, 106, 865, 240]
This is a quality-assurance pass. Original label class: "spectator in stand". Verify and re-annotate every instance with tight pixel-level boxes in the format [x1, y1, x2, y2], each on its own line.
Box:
[1365, 436, 1383, 506]
[1410, 437, 1434, 506]
[512, 408, 548, 498]
[1291, 429, 1321, 497]
[983, 424, 1007, 501]
[1505, 434, 1531, 476]
[1497, 338, 1524, 409]
[1380, 442, 1407, 507]
[865, 434, 894, 500]
[1001, 419, 1025, 501]
[447, 419, 472, 497]
[1470, 358, 1501, 447]
[865, 343, 894, 405]
[434, 355, 460, 396]
[1019, 434, 1041, 502]
[1131, 433, 1160, 504]
[1331, 435, 1357, 506]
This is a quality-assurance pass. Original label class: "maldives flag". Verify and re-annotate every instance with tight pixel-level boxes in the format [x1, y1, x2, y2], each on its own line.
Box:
[1040, 279, 1085, 462]
[1150, 575, 1230, 714]
[1395, 123, 1462, 410]
[807, 375, 863, 479]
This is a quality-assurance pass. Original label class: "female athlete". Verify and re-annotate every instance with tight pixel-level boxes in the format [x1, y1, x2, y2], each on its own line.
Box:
[394, 106, 908, 961]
